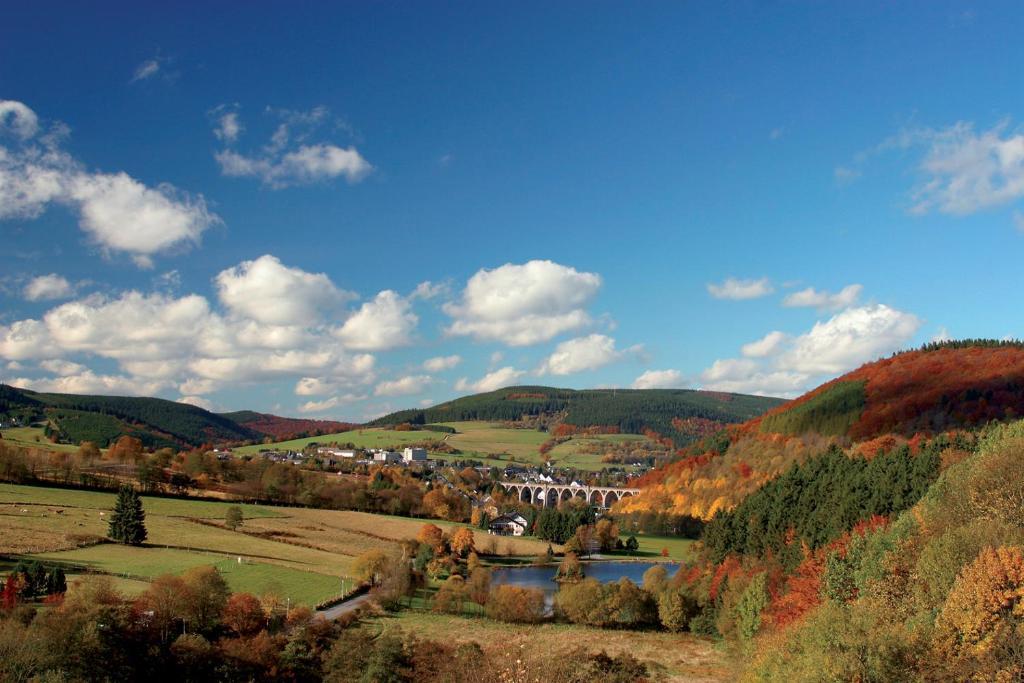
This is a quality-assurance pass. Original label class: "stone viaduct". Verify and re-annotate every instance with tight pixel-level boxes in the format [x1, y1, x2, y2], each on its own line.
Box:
[497, 481, 640, 509]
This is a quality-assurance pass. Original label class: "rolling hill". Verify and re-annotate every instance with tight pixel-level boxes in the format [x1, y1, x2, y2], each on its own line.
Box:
[621, 340, 1024, 520]
[218, 410, 358, 441]
[0, 384, 260, 449]
[369, 385, 785, 446]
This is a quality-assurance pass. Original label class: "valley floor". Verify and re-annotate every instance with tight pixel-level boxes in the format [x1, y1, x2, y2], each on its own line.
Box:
[372, 610, 730, 682]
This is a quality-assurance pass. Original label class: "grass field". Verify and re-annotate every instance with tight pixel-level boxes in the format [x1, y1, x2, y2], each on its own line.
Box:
[231, 420, 661, 472]
[1, 426, 80, 454]
[233, 428, 444, 455]
[609, 534, 696, 562]
[0, 483, 557, 606]
[29, 545, 343, 607]
[371, 610, 728, 682]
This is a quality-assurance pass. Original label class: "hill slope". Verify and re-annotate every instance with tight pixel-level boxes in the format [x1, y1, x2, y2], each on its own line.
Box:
[219, 411, 358, 441]
[369, 385, 785, 446]
[622, 340, 1024, 519]
[0, 384, 259, 448]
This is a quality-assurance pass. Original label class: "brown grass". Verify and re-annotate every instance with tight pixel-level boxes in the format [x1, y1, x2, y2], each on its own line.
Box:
[375, 610, 730, 682]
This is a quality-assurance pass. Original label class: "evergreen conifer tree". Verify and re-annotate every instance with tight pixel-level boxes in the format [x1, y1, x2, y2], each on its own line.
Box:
[108, 485, 147, 545]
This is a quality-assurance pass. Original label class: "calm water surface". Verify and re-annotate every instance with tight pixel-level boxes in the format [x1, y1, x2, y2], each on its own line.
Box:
[491, 560, 674, 594]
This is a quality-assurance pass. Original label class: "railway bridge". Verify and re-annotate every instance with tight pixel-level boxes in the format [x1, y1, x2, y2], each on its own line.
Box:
[498, 481, 640, 509]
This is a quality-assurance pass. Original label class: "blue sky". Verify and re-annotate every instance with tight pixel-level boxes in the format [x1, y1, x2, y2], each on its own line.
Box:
[2, 2, 1023, 420]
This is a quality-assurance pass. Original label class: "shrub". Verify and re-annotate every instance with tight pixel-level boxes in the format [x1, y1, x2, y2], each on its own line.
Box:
[485, 585, 546, 623]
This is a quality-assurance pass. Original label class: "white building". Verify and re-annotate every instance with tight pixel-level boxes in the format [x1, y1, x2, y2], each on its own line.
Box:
[372, 450, 402, 464]
[402, 447, 428, 463]
[488, 513, 529, 537]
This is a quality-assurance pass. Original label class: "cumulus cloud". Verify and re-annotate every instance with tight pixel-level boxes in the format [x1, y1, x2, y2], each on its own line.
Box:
[741, 330, 788, 358]
[215, 112, 242, 143]
[455, 366, 525, 393]
[537, 334, 631, 376]
[297, 396, 341, 414]
[24, 274, 73, 301]
[444, 260, 602, 346]
[783, 284, 862, 311]
[0, 100, 219, 267]
[10, 371, 168, 396]
[178, 395, 214, 411]
[423, 355, 461, 372]
[213, 106, 371, 189]
[700, 303, 922, 397]
[0, 255, 382, 399]
[0, 101, 39, 139]
[39, 359, 86, 376]
[333, 290, 418, 351]
[374, 375, 432, 397]
[631, 369, 684, 390]
[707, 277, 774, 300]
[778, 304, 921, 375]
[68, 172, 217, 268]
[294, 377, 335, 396]
[216, 254, 352, 326]
[217, 145, 371, 188]
[410, 280, 448, 300]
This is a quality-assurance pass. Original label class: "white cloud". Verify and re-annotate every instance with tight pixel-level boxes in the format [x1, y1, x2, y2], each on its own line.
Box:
[410, 280, 448, 300]
[374, 375, 432, 397]
[0, 255, 381, 398]
[741, 330, 788, 358]
[11, 371, 167, 396]
[39, 359, 86, 376]
[24, 274, 73, 301]
[782, 284, 862, 311]
[699, 368, 810, 397]
[537, 334, 626, 376]
[631, 369, 684, 390]
[699, 303, 921, 398]
[778, 304, 921, 375]
[131, 59, 161, 82]
[0, 101, 219, 267]
[215, 112, 242, 143]
[706, 277, 774, 300]
[294, 377, 335, 396]
[333, 290, 418, 351]
[444, 260, 602, 346]
[216, 254, 352, 326]
[217, 145, 371, 188]
[423, 355, 461, 372]
[0, 101, 39, 139]
[907, 121, 1024, 215]
[178, 395, 215, 411]
[68, 172, 217, 268]
[179, 378, 217, 395]
[297, 396, 340, 414]
[454, 366, 525, 393]
[213, 106, 371, 189]
[931, 327, 952, 343]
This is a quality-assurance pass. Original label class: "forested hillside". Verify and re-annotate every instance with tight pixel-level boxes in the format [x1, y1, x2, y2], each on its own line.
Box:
[370, 385, 784, 446]
[621, 340, 1024, 520]
[220, 411, 357, 441]
[0, 385, 259, 448]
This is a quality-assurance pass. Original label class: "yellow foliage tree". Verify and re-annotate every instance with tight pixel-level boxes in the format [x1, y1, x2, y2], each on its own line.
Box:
[934, 545, 1024, 679]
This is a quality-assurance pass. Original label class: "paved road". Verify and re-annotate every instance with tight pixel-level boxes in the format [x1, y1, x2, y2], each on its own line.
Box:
[318, 591, 375, 620]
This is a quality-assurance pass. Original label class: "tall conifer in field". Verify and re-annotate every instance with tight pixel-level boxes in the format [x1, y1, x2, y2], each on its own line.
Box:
[108, 485, 147, 545]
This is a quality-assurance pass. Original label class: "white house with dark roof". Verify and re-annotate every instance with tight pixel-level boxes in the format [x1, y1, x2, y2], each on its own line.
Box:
[488, 513, 529, 537]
